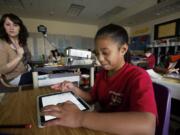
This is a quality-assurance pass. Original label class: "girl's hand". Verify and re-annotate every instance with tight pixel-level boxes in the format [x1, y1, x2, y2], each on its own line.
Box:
[51, 81, 77, 93]
[168, 68, 179, 74]
[17, 47, 24, 58]
[42, 102, 84, 128]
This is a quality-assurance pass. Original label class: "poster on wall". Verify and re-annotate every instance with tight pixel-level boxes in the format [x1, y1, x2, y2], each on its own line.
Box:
[154, 18, 180, 40]
[130, 35, 150, 51]
[158, 22, 176, 38]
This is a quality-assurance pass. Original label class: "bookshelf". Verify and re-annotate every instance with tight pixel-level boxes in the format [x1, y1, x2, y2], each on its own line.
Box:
[148, 38, 180, 65]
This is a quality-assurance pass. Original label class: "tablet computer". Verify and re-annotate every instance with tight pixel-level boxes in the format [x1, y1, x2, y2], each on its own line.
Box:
[37, 91, 90, 128]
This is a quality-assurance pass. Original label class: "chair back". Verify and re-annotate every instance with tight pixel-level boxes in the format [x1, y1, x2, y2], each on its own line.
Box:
[0, 74, 33, 92]
[153, 83, 171, 135]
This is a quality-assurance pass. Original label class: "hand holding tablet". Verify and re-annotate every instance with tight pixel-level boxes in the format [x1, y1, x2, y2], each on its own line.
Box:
[37, 91, 90, 127]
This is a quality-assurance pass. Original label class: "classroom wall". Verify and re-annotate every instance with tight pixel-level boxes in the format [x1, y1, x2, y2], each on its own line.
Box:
[130, 12, 180, 41]
[22, 18, 98, 38]
[22, 17, 131, 60]
[18, 18, 98, 60]
[129, 12, 180, 53]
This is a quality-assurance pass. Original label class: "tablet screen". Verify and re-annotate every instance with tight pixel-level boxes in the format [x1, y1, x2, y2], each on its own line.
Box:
[38, 92, 90, 124]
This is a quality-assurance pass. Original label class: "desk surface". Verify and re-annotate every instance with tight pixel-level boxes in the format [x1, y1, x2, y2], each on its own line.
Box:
[0, 88, 110, 135]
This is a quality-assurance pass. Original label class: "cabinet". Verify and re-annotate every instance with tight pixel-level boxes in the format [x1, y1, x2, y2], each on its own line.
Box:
[32, 64, 95, 88]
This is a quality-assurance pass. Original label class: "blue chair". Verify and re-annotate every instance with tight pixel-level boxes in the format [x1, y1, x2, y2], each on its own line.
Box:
[0, 74, 19, 92]
[153, 83, 171, 135]
[0, 74, 33, 92]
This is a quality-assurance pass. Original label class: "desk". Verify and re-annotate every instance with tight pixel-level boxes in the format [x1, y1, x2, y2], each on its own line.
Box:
[131, 60, 147, 66]
[33, 64, 95, 88]
[131, 56, 147, 66]
[0, 88, 111, 135]
[151, 77, 180, 100]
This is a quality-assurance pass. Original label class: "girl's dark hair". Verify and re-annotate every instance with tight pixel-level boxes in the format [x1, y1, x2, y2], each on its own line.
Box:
[144, 47, 152, 53]
[95, 24, 131, 62]
[0, 13, 29, 47]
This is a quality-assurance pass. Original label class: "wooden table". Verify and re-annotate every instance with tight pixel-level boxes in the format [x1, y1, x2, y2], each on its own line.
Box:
[0, 88, 110, 135]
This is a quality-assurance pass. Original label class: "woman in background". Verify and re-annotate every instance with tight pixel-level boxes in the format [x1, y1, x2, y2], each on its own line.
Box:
[0, 13, 32, 86]
[48, 49, 61, 63]
[54, 49, 61, 62]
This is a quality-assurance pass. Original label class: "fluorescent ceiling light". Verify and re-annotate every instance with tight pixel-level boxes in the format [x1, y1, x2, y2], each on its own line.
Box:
[67, 4, 85, 17]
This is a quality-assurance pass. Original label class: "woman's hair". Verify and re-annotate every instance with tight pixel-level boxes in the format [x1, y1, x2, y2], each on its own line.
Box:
[51, 49, 60, 58]
[95, 24, 131, 62]
[0, 13, 29, 47]
[54, 49, 60, 56]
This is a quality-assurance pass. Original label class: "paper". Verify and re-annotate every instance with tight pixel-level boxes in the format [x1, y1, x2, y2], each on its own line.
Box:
[168, 61, 177, 69]
[164, 73, 180, 80]
[146, 69, 162, 79]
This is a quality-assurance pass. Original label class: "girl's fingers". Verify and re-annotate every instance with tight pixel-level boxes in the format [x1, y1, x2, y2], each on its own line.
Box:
[44, 118, 62, 126]
[42, 105, 60, 112]
[43, 110, 62, 118]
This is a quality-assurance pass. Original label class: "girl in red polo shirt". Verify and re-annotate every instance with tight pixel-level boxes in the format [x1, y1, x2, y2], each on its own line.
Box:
[144, 48, 156, 69]
[42, 24, 157, 135]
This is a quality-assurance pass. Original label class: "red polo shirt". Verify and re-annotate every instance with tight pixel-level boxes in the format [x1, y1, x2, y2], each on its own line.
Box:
[90, 63, 157, 116]
[146, 54, 156, 69]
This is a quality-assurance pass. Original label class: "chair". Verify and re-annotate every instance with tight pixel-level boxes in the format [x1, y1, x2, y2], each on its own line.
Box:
[0, 74, 19, 92]
[0, 74, 33, 93]
[153, 82, 171, 135]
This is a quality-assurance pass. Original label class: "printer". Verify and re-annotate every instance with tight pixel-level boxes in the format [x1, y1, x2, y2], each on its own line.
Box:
[65, 49, 93, 66]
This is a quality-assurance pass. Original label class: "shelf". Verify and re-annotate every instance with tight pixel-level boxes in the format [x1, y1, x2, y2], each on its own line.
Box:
[148, 44, 180, 48]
